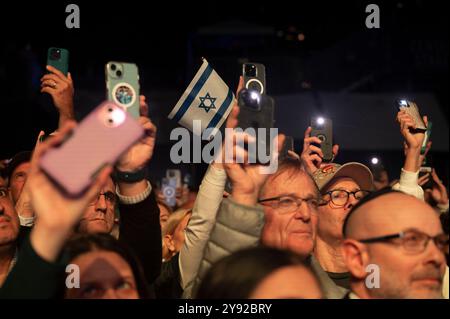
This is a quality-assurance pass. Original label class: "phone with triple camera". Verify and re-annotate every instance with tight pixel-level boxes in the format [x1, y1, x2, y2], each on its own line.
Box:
[47, 47, 69, 76]
[237, 89, 275, 164]
[396, 99, 427, 132]
[39, 101, 144, 198]
[243, 63, 266, 95]
[106, 62, 140, 118]
[310, 117, 333, 162]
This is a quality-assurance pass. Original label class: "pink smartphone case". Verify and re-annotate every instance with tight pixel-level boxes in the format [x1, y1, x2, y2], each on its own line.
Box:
[40, 101, 144, 197]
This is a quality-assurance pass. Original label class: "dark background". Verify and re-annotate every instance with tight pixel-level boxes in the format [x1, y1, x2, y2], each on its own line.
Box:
[0, 0, 448, 188]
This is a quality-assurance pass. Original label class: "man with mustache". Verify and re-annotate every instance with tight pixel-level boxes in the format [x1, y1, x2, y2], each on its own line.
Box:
[0, 186, 20, 286]
[342, 189, 448, 299]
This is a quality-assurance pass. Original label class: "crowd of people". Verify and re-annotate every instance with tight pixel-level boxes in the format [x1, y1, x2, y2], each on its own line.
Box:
[0, 62, 448, 299]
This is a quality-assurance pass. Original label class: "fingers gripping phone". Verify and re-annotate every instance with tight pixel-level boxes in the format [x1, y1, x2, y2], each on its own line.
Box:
[243, 63, 266, 95]
[40, 101, 144, 197]
[47, 47, 69, 76]
[396, 99, 427, 132]
[237, 89, 275, 164]
[310, 117, 333, 162]
[106, 62, 140, 118]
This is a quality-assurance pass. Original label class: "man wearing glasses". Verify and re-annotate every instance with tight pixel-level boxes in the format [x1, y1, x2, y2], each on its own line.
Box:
[194, 156, 354, 298]
[342, 189, 448, 299]
[311, 163, 374, 293]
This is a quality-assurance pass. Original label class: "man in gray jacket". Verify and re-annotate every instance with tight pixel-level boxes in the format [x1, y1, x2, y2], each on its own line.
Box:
[192, 155, 348, 299]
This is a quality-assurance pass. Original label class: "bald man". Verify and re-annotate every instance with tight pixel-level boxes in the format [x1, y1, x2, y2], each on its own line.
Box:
[342, 189, 448, 299]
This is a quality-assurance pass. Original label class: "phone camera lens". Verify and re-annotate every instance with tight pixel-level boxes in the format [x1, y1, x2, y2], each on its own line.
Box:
[50, 49, 61, 60]
[108, 108, 113, 112]
[110, 64, 116, 71]
[116, 70, 122, 77]
[318, 134, 326, 142]
[108, 119, 113, 123]
[244, 64, 257, 77]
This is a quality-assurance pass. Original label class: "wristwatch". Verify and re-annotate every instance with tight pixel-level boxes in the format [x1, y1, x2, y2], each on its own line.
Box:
[113, 167, 147, 183]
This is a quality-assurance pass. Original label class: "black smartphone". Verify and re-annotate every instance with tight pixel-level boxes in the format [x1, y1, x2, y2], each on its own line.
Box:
[419, 153, 434, 190]
[236, 89, 275, 164]
[421, 121, 432, 157]
[279, 136, 294, 161]
[310, 117, 333, 162]
[243, 63, 266, 95]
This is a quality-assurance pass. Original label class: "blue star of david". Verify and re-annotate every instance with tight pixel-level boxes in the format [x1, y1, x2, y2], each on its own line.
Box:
[198, 92, 217, 113]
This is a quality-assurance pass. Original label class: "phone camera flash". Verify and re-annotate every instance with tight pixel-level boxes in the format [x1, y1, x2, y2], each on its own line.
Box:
[371, 157, 379, 165]
[316, 117, 325, 125]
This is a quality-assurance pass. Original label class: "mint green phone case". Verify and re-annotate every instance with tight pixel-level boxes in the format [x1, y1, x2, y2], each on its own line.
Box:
[105, 62, 140, 118]
[47, 47, 69, 76]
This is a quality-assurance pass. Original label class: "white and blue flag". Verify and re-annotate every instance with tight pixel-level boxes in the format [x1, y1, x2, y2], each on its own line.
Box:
[168, 58, 235, 136]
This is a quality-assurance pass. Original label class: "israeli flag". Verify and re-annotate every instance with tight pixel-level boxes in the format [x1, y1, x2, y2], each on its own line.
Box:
[168, 58, 235, 136]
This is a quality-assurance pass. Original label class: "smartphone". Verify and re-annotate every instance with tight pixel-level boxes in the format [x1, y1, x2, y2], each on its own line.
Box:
[396, 99, 427, 132]
[161, 177, 177, 208]
[421, 121, 432, 155]
[47, 47, 69, 76]
[419, 166, 433, 190]
[279, 136, 294, 161]
[310, 117, 333, 162]
[237, 89, 275, 164]
[166, 169, 182, 188]
[106, 62, 140, 118]
[243, 63, 266, 95]
[40, 101, 144, 197]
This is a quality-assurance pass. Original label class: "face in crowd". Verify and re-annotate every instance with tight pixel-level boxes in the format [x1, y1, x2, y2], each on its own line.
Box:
[9, 162, 31, 204]
[343, 192, 447, 299]
[318, 177, 368, 242]
[0, 187, 19, 248]
[259, 166, 320, 258]
[77, 177, 116, 234]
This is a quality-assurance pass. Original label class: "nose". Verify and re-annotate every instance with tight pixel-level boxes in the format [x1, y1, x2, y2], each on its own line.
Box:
[293, 202, 311, 222]
[344, 193, 359, 210]
[102, 289, 120, 299]
[95, 194, 107, 213]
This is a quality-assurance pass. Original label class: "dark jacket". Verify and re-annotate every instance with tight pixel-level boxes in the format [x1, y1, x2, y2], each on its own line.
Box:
[0, 188, 161, 298]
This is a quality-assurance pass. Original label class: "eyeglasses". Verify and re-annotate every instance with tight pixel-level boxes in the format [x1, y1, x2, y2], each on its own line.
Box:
[258, 195, 327, 215]
[358, 229, 449, 255]
[88, 191, 117, 206]
[323, 189, 371, 207]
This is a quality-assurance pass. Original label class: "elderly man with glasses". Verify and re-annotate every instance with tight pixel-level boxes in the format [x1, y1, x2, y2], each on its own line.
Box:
[342, 188, 448, 299]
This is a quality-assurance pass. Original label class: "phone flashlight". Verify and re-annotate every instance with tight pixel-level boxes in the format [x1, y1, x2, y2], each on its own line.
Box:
[371, 157, 379, 165]
[316, 117, 325, 125]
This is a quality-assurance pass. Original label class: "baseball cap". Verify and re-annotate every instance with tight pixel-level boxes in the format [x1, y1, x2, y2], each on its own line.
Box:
[312, 162, 374, 192]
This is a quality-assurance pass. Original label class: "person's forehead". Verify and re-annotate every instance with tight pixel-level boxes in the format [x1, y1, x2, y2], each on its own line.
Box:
[76, 251, 133, 279]
[12, 162, 31, 175]
[101, 177, 115, 192]
[353, 193, 442, 236]
[265, 171, 317, 197]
